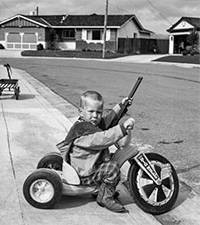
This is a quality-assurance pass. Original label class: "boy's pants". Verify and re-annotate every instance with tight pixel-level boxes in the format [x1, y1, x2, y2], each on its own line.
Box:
[80, 160, 120, 187]
[80, 131, 132, 187]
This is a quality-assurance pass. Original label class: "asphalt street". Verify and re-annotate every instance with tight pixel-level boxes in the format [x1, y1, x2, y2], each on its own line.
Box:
[1, 56, 200, 182]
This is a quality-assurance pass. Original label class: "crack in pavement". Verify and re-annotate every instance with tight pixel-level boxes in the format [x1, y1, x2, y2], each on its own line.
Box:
[0, 102, 26, 225]
[176, 163, 200, 174]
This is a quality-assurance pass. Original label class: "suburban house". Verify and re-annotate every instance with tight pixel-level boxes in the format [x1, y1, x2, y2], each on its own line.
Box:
[0, 13, 153, 52]
[167, 17, 200, 54]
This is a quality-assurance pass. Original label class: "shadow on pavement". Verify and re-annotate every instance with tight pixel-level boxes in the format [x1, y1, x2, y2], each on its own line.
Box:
[18, 94, 35, 100]
[56, 194, 94, 209]
[172, 180, 192, 209]
[0, 93, 35, 100]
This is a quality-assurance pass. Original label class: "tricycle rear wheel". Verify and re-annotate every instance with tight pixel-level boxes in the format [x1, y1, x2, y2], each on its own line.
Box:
[23, 168, 62, 209]
[37, 152, 63, 170]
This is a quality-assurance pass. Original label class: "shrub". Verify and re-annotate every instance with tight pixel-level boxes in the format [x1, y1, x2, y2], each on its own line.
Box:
[190, 48, 199, 55]
[37, 43, 44, 51]
[0, 43, 5, 49]
[183, 45, 199, 56]
[76, 40, 87, 51]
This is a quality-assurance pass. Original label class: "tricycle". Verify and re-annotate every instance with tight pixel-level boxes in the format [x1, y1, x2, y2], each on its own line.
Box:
[23, 77, 179, 215]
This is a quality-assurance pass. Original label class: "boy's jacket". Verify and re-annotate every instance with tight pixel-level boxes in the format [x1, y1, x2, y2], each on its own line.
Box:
[56, 104, 127, 177]
[56, 120, 102, 162]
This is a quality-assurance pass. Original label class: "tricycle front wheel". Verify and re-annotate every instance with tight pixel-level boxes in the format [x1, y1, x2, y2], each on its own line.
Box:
[128, 153, 179, 215]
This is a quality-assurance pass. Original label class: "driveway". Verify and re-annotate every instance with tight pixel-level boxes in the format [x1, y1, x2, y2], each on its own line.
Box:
[0, 50, 22, 58]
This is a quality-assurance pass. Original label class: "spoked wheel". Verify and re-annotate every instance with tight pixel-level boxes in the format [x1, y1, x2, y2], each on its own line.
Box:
[128, 153, 179, 215]
[23, 168, 62, 209]
[37, 152, 63, 170]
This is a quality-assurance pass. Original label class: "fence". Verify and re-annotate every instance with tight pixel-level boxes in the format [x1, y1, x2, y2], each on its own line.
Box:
[118, 38, 169, 54]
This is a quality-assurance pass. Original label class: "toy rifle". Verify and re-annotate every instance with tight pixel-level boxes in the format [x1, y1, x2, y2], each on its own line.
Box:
[110, 76, 143, 127]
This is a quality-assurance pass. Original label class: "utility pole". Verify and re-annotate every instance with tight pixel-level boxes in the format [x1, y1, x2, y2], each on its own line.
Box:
[102, 0, 108, 58]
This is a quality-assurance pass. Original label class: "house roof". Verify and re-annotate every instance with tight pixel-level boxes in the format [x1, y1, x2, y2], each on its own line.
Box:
[167, 17, 200, 32]
[0, 14, 152, 33]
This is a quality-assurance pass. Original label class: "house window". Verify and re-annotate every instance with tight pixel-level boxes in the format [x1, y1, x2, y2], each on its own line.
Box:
[92, 30, 101, 40]
[62, 29, 75, 40]
[110, 29, 116, 41]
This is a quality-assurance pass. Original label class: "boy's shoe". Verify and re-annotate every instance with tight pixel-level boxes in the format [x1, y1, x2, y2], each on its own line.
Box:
[91, 190, 120, 199]
[96, 183, 128, 213]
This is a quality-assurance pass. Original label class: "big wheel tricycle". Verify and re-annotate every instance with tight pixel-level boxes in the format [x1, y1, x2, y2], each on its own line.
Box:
[23, 77, 179, 215]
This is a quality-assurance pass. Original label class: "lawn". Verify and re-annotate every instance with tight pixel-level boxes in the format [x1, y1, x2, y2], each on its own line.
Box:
[154, 55, 200, 64]
[21, 50, 128, 59]
[21, 50, 200, 64]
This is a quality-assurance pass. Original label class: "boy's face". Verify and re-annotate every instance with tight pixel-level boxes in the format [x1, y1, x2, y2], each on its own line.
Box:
[80, 98, 103, 126]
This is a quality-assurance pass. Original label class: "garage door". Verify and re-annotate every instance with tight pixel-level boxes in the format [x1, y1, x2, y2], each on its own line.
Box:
[6, 32, 37, 50]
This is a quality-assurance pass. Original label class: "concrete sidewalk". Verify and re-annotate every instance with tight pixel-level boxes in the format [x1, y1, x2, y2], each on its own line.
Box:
[0, 50, 22, 58]
[1, 65, 200, 225]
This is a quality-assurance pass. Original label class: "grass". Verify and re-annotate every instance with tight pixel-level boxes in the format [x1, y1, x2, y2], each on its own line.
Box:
[21, 50, 200, 64]
[21, 50, 128, 59]
[154, 55, 200, 64]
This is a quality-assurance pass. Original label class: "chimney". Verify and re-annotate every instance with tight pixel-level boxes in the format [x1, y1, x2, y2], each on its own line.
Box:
[36, 6, 39, 15]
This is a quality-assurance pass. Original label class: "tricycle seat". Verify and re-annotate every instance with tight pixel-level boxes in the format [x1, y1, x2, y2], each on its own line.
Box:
[62, 161, 81, 185]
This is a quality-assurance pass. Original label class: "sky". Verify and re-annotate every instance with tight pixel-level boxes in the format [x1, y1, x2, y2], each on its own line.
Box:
[0, 0, 199, 34]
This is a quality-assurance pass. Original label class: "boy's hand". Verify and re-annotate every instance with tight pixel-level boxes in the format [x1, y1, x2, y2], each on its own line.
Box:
[121, 97, 133, 107]
[123, 118, 135, 130]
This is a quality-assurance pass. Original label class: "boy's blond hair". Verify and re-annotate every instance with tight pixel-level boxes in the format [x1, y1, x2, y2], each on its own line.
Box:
[80, 90, 104, 108]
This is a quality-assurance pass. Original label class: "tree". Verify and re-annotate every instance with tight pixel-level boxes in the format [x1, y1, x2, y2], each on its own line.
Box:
[186, 29, 199, 46]
[47, 29, 59, 50]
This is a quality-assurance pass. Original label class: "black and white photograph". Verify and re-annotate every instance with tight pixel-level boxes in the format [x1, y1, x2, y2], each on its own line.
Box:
[0, 0, 199, 224]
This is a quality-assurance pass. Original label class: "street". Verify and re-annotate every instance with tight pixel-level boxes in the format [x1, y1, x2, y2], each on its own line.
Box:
[0, 57, 200, 224]
[1, 58, 199, 178]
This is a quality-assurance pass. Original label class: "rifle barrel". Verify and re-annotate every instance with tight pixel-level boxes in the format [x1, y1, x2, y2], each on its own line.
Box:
[128, 76, 143, 100]
[109, 76, 143, 127]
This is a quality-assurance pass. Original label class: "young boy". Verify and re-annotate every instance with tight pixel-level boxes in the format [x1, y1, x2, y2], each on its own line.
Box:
[57, 90, 135, 213]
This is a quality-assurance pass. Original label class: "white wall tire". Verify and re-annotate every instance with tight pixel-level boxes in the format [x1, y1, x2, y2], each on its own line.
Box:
[23, 168, 62, 209]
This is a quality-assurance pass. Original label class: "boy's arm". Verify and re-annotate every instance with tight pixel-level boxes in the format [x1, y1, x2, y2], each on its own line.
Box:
[73, 124, 127, 150]
[101, 104, 121, 129]
[102, 99, 131, 129]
